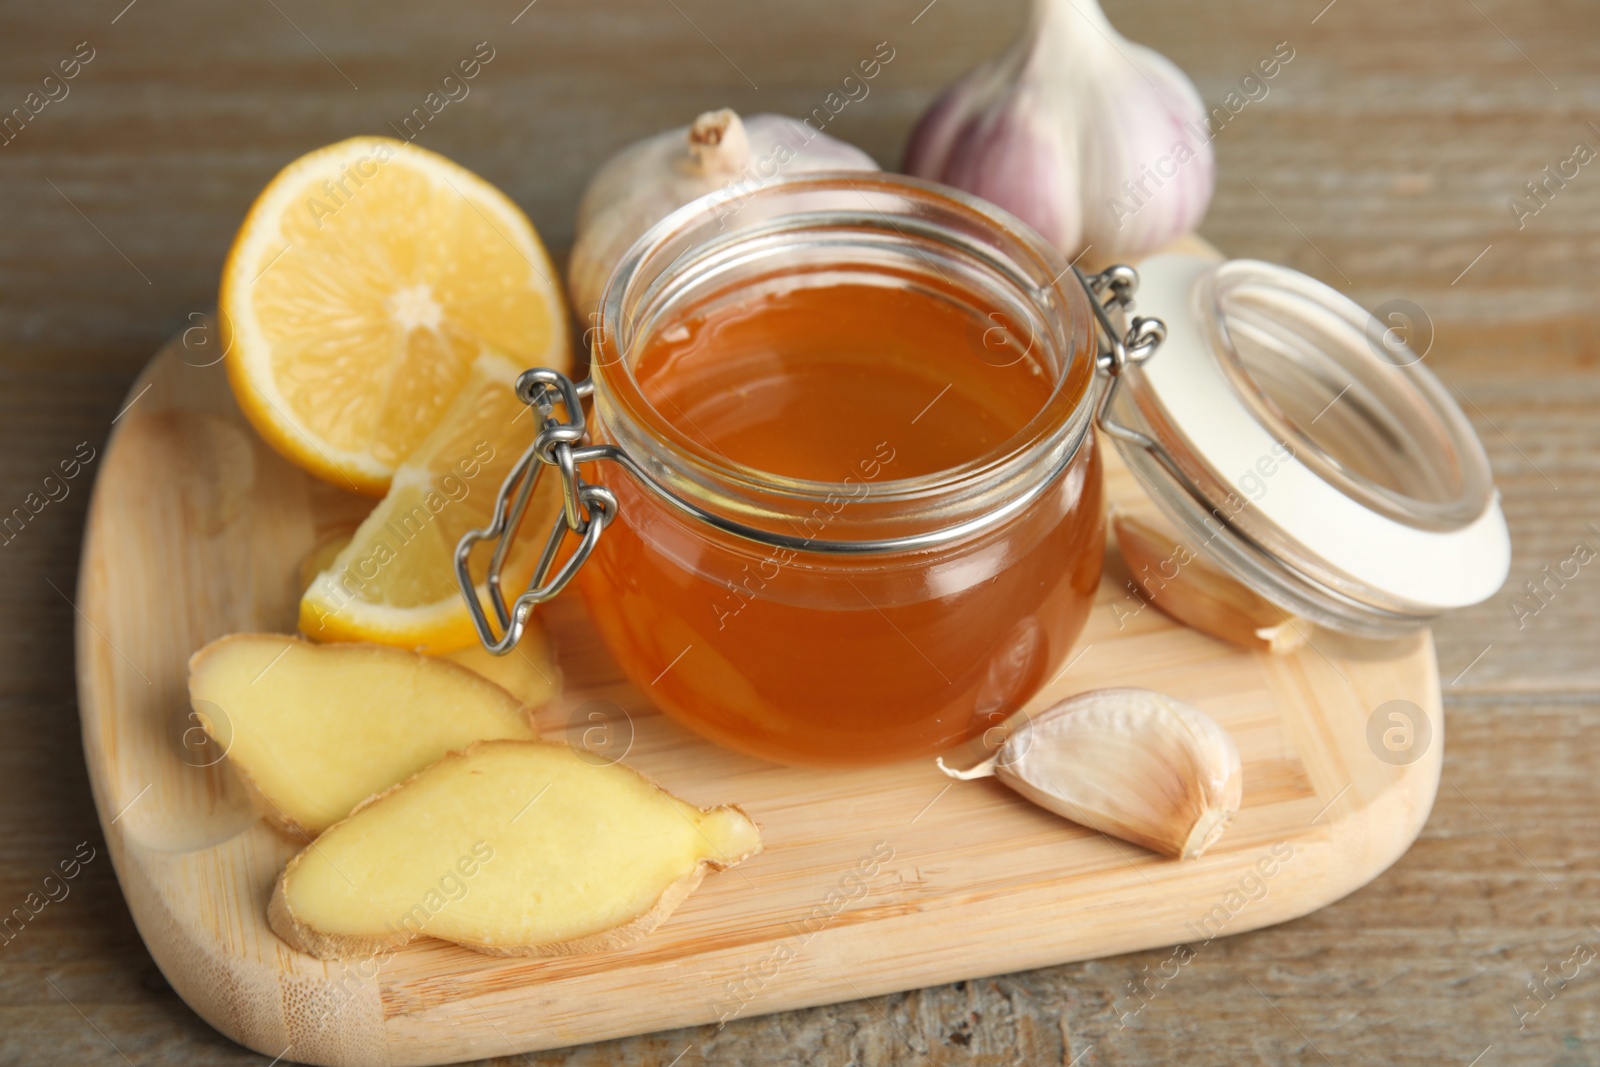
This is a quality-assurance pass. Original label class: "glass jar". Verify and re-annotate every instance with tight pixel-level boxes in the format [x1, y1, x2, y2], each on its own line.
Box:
[456, 177, 1509, 770]
[573, 173, 1114, 767]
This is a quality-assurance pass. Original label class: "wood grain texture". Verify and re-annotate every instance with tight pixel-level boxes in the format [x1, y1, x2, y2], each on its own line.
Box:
[72, 316, 1439, 1064]
[2, 0, 1596, 1064]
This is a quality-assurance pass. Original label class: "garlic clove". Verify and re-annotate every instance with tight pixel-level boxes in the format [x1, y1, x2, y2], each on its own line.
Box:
[1077, 40, 1215, 257]
[942, 85, 1083, 253]
[904, 0, 1214, 262]
[901, 71, 978, 178]
[1114, 513, 1308, 655]
[940, 688, 1242, 860]
[903, 48, 1018, 184]
[567, 110, 879, 319]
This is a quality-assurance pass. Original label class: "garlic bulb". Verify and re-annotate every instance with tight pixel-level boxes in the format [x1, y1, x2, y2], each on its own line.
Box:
[904, 0, 1213, 261]
[1114, 513, 1308, 654]
[938, 688, 1242, 859]
[567, 109, 879, 317]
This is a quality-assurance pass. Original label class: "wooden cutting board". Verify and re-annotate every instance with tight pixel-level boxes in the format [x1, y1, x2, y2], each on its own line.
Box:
[75, 309, 1441, 1067]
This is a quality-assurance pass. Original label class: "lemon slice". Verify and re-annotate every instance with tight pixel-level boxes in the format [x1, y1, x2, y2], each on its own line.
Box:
[298, 527, 562, 704]
[299, 351, 561, 652]
[221, 136, 570, 494]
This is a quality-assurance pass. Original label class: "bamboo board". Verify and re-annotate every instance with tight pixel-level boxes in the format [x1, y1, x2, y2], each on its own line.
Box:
[75, 322, 1441, 1067]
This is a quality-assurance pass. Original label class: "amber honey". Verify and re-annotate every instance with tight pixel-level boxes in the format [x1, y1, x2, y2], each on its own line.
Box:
[629, 280, 1054, 480]
[579, 274, 1105, 767]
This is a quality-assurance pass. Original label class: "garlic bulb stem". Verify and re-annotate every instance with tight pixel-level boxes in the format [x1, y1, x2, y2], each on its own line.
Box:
[1031, 0, 1114, 41]
[685, 110, 750, 178]
[567, 110, 879, 318]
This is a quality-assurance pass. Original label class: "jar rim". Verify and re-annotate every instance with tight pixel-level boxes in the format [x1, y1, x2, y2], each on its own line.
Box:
[587, 171, 1100, 548]
[1199, 259, 1495, 532]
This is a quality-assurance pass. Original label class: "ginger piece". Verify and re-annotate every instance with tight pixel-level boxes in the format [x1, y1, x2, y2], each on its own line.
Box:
[438, 623, 562, 709]
[187, 634, 537, 836]
[268, 739, 762, 958]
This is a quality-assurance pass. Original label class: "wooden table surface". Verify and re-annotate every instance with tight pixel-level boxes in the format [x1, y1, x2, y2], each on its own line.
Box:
[1, 1, 1595, 1064]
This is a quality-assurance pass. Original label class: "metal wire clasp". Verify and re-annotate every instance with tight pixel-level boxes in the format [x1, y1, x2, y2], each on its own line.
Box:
[1075, 264, 1167, 442]
[453, 368, 616, 654]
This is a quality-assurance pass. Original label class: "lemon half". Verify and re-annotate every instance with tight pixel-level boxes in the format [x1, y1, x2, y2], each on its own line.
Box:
[221, 136, 570, 495]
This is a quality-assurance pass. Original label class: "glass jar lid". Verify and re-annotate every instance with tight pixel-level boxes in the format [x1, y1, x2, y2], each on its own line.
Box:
[1103, 253, 1510, 637]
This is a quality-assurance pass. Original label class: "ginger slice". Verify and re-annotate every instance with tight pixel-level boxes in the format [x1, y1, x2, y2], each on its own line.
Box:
[268, 739, 762, 959]
[188, 634, 537, 836]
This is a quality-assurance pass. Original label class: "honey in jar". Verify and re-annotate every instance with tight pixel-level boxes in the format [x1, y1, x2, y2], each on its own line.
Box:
[576, 175, 1107, 767]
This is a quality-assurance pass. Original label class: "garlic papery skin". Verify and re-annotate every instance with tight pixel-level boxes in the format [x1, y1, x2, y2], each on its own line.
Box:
[904, 0, 1214, 261]
[567, 109, 879, 319]
[939, 688, 1242, 859]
